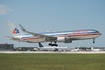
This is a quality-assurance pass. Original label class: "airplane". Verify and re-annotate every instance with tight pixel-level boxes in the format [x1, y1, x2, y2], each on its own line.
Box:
[6, 21, 102, 46]
[38, 42, 69, 51]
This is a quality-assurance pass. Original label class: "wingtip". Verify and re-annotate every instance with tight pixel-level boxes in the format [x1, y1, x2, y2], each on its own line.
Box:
[19, 24, 26, 31]
[8, 21, 12, 23]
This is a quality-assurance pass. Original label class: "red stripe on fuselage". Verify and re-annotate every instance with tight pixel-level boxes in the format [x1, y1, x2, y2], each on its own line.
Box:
[23, 38, 39, 40]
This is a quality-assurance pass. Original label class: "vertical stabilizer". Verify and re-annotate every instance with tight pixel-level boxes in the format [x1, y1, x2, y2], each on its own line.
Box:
[8, 21, 23, 36]
[38, 42, 44, 47]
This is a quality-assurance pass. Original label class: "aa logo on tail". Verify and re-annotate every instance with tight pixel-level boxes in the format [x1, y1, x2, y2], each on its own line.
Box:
[12, 28, 20, 34]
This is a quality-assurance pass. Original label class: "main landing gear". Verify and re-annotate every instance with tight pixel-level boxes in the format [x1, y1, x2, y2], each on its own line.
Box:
[48, 42, 58, 46]
[93, 39, 95, 43]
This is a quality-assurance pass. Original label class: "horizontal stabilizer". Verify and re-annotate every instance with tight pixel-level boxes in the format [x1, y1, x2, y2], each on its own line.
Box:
[5, 36, 13, 38]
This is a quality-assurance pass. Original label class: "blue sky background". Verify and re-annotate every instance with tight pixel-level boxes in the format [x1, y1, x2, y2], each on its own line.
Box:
[0, 0, 105, 48]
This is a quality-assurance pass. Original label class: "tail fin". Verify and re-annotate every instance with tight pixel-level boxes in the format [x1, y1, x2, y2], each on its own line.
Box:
[8, 21, 23, 36]
[38, 42, 44, 47]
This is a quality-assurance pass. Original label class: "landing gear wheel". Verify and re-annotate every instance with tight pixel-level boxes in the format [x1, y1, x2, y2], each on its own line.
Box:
[48, 43, 58, 46]
[55, 44, 58, 46]
[93, 41, 95, 43]
[93, 39, 95, 43]
[49, 43, 52, 46]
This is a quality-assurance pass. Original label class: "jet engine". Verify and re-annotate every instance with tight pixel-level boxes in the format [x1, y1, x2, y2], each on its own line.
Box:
[57, 37, 72, 43]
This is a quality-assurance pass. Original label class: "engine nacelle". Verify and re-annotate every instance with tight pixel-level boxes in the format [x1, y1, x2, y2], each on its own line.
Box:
[57, 37, 72, 43]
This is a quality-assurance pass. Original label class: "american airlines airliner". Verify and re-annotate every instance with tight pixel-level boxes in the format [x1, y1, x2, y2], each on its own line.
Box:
[6, 21, 101, 46]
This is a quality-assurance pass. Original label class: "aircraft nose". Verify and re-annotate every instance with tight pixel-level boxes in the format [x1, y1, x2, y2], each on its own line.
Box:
[98, 31, 102, 36]
[99, 33, 102, 35]
[96, 30, 102, 36]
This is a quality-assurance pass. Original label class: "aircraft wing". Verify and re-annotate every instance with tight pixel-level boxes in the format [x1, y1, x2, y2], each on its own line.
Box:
[19, 24, 57, 42]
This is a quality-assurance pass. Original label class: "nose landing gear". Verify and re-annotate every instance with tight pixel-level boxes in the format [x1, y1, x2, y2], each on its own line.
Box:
[93, 39, 95, 43]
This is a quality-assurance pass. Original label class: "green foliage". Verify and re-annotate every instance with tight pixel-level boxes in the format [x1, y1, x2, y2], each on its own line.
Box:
[0, 54, 105, 70]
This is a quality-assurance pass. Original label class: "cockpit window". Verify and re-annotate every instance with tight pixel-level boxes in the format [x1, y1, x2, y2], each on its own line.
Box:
[87, 30, 99, 34]
[95, 31, 99, 33]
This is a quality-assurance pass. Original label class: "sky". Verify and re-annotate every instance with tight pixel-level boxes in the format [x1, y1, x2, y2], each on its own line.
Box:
[0, 0, 105, 48]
